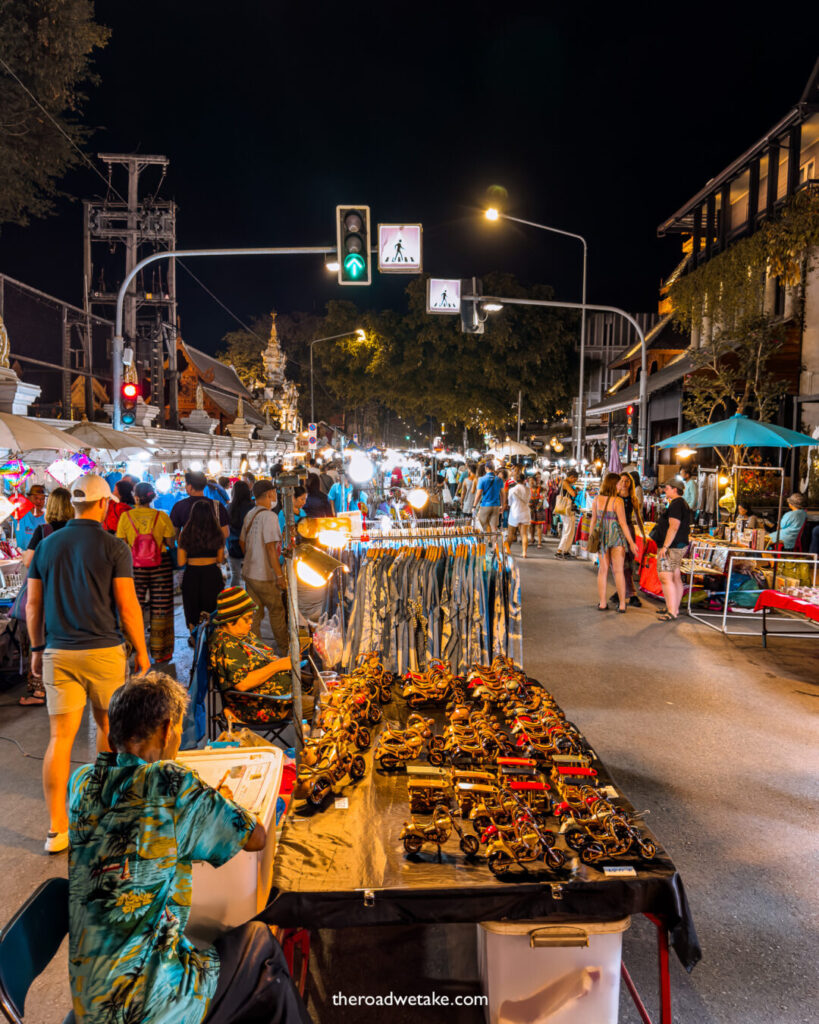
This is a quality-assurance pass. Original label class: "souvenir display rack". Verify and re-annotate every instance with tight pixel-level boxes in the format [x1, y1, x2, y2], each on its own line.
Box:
[685, 543, 819, 639]
[267, 655, 701, 1024]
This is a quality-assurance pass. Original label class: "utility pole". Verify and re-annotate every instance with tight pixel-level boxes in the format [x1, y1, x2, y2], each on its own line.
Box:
[85, 154, 178, 426]
[516, 390, 522, 442]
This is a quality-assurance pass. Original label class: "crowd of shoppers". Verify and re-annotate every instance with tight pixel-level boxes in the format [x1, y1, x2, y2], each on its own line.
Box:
[14, 463, 353, 858]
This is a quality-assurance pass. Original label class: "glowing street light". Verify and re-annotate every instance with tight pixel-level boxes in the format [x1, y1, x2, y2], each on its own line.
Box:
[408, 487, 428, 510]
[484, 208, 500, 221]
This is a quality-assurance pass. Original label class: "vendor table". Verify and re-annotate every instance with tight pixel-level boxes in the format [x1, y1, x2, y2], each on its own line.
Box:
[754, 588, 819, 647]
[264, 702, 701, 1023]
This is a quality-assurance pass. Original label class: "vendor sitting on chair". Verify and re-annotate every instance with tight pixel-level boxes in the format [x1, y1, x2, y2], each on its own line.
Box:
[766, 493, 807, 550]
[208, 587, 293, 722]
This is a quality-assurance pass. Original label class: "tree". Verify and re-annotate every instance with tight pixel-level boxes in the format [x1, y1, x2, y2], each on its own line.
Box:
[389, 273, 577, 433]
[215, 316, 269, 392]
[683, 314, 789, 466]
[0, 0, 110, 229]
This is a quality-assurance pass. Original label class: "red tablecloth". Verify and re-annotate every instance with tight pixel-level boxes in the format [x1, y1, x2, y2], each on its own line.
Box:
[754, 589, 819, 623]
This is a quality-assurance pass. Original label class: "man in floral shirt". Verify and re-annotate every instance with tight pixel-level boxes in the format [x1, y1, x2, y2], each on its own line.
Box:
[68, 673, 309, 1024]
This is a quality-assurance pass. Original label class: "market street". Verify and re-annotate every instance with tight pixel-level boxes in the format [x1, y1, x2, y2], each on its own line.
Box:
[0, 543, 815, 1024]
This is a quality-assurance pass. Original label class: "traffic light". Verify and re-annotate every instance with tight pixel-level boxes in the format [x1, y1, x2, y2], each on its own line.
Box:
[121, 381, 139, 426]
[336, 205, 371, 285]
[626, 404, 634, 437]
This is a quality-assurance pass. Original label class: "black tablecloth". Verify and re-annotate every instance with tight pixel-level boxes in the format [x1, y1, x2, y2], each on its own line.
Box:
[263, 703, 701, 971]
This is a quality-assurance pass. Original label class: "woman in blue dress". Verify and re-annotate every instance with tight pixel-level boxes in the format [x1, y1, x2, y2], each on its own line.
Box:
[589, 472, 639, 613]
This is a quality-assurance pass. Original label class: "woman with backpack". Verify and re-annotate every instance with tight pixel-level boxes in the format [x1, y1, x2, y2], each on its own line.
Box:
[116, 482, 176, 662]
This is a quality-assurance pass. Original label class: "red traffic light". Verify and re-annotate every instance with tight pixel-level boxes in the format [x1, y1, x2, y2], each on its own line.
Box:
[121, 382, 139, 400]
[626, 404, 634, 416]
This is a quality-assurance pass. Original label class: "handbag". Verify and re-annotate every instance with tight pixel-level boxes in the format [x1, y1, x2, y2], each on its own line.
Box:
[554, 490, 572, 516]
[587, 497, 611, 555]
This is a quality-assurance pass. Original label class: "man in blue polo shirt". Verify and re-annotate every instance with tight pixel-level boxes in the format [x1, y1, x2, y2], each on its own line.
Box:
[476, 463, 504, 533]
[27, 474, 151, 854]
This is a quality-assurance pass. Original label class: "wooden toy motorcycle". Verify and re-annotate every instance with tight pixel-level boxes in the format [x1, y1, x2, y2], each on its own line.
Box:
[375, 715, 438, 770]
[296, 740, 366, 807]
[485, 817, 565, 876]
[400, 803, 480, 858]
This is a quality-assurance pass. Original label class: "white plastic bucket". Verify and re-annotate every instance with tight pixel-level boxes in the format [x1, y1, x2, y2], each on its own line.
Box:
[477, 917, 630, 1024]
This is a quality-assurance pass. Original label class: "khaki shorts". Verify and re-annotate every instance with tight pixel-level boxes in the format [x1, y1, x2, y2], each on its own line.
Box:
[477, 506, 500, 532]
[43, 645, 127, 716]
[659, 547, 685, 573]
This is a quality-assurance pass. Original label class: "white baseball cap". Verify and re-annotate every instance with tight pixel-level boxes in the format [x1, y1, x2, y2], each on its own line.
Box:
[71, 474, 112, 504]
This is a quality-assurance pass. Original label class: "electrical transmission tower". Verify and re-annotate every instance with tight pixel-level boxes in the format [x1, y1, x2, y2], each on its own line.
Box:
[83, 154, 179, 427]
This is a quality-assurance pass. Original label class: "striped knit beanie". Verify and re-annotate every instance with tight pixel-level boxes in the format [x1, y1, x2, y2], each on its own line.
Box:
[216, 587, 256, 623]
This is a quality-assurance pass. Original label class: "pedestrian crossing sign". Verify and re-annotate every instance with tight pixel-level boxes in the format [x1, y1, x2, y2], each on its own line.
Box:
[378, 224, 422, 274]
[426, 278, 461, 315]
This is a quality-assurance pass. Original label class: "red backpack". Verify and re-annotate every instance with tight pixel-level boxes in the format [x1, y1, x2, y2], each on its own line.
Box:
[126, 511, 162, 568]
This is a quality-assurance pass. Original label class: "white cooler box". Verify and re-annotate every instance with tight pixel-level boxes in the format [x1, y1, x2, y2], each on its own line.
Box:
[477, 917, 630, 1024]
[176, 746, 284, 945]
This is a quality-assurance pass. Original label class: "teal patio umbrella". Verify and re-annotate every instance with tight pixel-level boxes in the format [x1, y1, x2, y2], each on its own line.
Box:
[655, 414, 816, 450]
[654, 413, 816, 542]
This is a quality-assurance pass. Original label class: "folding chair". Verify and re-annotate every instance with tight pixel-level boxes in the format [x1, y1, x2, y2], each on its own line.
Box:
[0, 877, 74, 1024]
[206, 673, 295, 747]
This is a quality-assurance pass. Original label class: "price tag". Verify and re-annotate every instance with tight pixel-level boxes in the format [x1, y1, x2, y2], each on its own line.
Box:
[602, 865, 637, 878]
[334, 797, 349, 810]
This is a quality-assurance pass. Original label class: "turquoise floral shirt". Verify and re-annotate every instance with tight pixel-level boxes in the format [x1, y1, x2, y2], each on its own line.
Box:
[68, 752, 256, 1024]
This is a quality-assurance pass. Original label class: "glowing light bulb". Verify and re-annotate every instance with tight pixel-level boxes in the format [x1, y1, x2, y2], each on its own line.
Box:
[207, 459, 222, 475]
[485, 208, 499, 221]
[296, 560, 326, 587]
[348, 452, 374, 484]
[408, 487, 428, 510]
[156, 474, 172, 494]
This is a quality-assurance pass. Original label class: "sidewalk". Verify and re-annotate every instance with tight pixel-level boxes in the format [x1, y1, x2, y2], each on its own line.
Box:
[1, 547, 816, 1023]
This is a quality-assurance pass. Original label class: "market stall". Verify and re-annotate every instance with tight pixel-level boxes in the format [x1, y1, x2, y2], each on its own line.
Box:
[754, 587, 819, 647]
[262, 657, 701, 1024]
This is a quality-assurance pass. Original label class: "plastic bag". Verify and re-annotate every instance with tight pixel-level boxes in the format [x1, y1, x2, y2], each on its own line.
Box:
[312, 611, 342, 668]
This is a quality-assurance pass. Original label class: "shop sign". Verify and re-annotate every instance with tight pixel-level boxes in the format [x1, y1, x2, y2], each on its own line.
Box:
[378, 224, 422, 273]
[426, 278, 461, 315]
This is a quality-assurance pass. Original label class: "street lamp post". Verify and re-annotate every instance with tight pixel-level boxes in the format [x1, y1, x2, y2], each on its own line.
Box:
[485, 210, 588, 462]
[466, 293, 649, 475]
[309, 329, 366, 426]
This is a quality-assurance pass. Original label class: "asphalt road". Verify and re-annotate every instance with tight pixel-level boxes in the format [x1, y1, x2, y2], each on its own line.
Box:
[0, 543, 816, 1023]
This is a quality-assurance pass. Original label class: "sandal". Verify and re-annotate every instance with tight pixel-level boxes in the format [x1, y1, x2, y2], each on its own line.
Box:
[596, 605, 610, 611]
[19, 692, 46, 706]
[656, 612, 677, 622]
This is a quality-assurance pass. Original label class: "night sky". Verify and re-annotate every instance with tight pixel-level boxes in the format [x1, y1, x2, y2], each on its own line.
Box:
[1, 3, 817, 352]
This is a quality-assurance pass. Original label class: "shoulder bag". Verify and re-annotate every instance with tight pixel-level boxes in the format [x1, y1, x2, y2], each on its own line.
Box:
[554, 488, 572, 516]
[587, 497, 611, 555]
